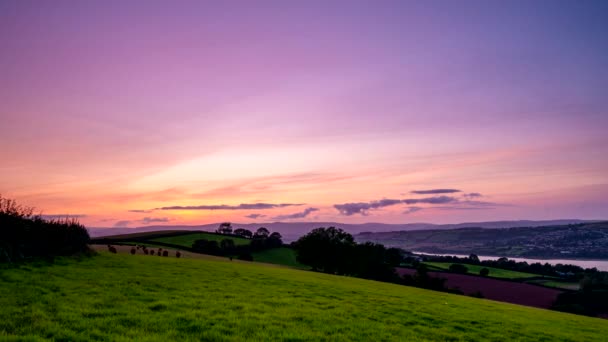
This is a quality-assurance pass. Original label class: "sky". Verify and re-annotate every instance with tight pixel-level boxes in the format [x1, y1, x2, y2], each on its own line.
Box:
[1, 0, 607, 228]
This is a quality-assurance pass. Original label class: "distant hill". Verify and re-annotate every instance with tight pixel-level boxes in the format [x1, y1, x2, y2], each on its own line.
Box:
[88, 219, 596, 242]
[355, 221, 608, 259]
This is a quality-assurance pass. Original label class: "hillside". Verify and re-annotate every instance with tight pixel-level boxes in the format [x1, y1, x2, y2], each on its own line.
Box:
[1, 253, 607, 341]
[87, 219, 595, 242]
[356, 221, 608, 259]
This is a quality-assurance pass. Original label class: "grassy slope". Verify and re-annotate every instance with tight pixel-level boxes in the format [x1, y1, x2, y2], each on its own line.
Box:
[1, 254, 607, 341]
[425, 262, 541, 279]
[252, 247, 308, 269]
[149, 232, 250, 248]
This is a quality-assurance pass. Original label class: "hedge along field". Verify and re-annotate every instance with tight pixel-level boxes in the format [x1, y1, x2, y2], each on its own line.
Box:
[149, 232, 250, 248]
[424, 262, 542, 279]
[1, 254, 607, 341]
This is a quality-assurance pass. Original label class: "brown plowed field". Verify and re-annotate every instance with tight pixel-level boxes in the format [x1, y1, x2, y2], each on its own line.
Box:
[396, 267, 564, 309]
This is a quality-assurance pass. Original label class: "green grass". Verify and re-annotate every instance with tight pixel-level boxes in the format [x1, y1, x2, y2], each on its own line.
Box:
[526, 280, 580, 290]
[252, 247, 308, 269]
[149, 232, 250, 248]
[424, 262, 543, 279]
[1, 254, 607, 341]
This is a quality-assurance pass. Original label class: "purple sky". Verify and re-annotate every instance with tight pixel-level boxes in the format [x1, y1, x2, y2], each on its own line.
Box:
[1, 1, 607, 227]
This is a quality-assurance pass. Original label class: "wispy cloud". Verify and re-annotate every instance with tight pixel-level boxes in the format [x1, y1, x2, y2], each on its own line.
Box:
[114, 220, 132, 227]
[141, 217, 170, 224]
[334, 195, 482, 215]
[403, 206, 423, 214]
[334, 199, 403, 216]
[156, 203, 303, 210]
[40, 214, 87, 220]
[402, 196, 457, 205]
[411, 189, 461, 194]
[245, 213, 266, 219]
[128, 209, 153, 213]
[272, 207, 319, 220]
[463, 192, 482, 200]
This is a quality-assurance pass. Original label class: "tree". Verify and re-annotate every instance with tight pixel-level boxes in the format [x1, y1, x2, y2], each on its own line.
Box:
[254, 227, 270, 238]
[192, 239, 221, 255]
[233, 228, 253, 238]
[449, 263, 468, 274]
[220, 239, 236, 254]
[216, 222, 233, 235]
[469, 254, 480, 263]
[267, 232, 283, 248]
[293, 227, 355, 273]
[479, 267, 490, 276]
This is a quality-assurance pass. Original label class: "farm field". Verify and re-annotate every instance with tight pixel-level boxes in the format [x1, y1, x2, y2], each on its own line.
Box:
[396, 268, 564, 309]
[424, 262, 542, 279]
[1, 254, 607, 341]
[251, 247, 308, 269]
[150, 232, 250, 248]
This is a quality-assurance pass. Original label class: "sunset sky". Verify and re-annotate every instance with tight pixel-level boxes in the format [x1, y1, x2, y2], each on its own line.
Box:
[1, 1, 607, 228]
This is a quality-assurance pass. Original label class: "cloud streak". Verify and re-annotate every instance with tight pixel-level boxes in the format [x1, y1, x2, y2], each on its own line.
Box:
[156, 203, 303, 210]
[411, 189, 461, 194]
[272, 207, 319, 220]
[40, 214, 87, 220]
[245, 213, 266, 219]
[141, 217, 170, 224]
[128, 209, 153, 213]
[335, 196, 458, 216]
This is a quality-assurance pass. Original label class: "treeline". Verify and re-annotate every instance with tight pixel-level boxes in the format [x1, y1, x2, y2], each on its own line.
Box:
[192, 225, 283, 260]
[293, 227, 402, 282]
[553, 272, 608, 317]
[0, 195, 90, 262]
[429, 254, 595, 279]
[292, 227, 463, 294]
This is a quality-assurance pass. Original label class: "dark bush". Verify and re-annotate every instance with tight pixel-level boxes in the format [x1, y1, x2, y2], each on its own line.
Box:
[0, 195, 91, 263]
[479, 268, 490, 276]
[449, 264, 469, 274]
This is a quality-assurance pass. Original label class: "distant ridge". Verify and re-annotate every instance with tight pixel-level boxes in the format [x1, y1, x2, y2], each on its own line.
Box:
[87, 219, 597, 242]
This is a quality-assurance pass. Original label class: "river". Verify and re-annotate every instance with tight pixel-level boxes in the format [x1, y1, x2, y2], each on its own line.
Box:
[413, 252, 608, 272]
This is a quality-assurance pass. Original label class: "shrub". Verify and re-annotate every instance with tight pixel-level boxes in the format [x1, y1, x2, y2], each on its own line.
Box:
[449, 264, 469, 274]
[0, 195, 90, 263]
[480, 268, 490, 276]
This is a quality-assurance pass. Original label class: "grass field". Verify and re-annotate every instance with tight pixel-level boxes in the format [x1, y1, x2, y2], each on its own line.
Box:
[149, 232, 250, 248]
[252, 247, 308, 269]
[424, 262, 542, 279]
[1, 254, 607, 341]
[527, 279, 580, 291]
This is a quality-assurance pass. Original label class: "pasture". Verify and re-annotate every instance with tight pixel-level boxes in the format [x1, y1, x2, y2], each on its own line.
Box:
[424, 262, 542, 279]
[1, 253, 607, 341]
[150, 232, 250, 248]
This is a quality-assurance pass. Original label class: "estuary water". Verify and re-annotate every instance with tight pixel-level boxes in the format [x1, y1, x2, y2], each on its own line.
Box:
[413, 252, 608, 272]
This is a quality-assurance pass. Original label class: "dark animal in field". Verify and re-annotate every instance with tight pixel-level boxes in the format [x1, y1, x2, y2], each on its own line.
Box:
[130, 248, 136, 255]
[157, 249, 162, 256]
[143, 249, 149, 255]
[107, 245, 117, 254]
[176, 251, 181, 258]
[162, 250, 168, 257]
[150, 250, 155, 256]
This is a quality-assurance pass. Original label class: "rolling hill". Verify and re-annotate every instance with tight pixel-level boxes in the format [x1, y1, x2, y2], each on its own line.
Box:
[1, 253, 606, 341]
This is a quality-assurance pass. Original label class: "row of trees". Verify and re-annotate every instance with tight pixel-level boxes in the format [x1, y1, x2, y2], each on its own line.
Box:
[192, 225, 284, 260]
[0, 195, 90, 262]
[431, 254, 594, 278]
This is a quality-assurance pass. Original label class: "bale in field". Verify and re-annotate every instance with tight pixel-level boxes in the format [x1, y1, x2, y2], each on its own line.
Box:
[176, 251, 181, 258]
[130, 248, 136, 255]
[108, 246, 117, 254]
[162, 250, 168, 257]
